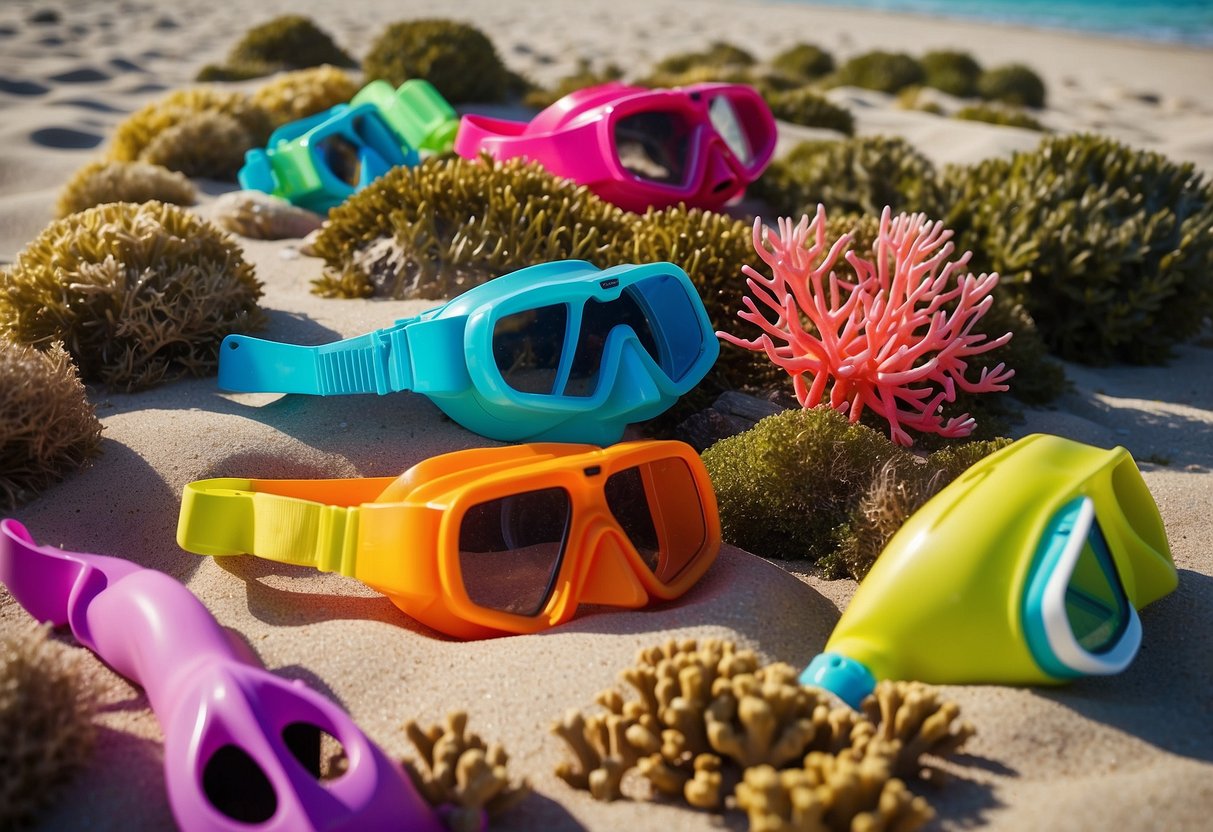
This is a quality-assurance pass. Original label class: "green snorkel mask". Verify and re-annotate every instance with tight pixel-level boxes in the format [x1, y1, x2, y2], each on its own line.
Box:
[802, 434, 1178, 707]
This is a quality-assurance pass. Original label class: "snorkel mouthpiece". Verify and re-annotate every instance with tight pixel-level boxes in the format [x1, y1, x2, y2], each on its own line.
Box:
[800, 652, 876, 710]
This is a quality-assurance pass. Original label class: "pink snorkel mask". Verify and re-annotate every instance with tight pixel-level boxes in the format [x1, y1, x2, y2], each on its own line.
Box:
[455, 81, 777, 213]
[0, 519, 446, 832]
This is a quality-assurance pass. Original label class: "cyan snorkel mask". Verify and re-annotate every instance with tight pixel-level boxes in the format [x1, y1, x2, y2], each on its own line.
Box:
[219, 260, 719, 445]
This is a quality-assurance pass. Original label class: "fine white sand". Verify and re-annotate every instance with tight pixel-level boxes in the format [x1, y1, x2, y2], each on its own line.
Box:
[2, 1, 1212, 830]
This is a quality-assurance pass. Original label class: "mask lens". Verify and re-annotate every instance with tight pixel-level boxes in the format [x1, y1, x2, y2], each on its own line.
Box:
[604, 457, 706, 584]
[314, 134, 362, 187]
[613, 110, 692, 185]
[458, 487, 570, 616]
[1065, 519, 1131, 653]
[563, 273, 703, 397]
[708, 96, 753, 165]
[493, 304, 568, 394]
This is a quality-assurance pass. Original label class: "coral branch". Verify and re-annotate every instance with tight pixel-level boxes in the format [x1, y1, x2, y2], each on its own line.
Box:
[719, 205, 1014, 446]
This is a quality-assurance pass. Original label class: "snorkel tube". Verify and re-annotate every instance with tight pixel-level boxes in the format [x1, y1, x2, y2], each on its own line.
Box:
[802, 434, 1178, 708]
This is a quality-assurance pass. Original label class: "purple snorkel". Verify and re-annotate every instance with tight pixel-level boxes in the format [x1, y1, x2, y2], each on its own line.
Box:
[0, 518, 446, 832]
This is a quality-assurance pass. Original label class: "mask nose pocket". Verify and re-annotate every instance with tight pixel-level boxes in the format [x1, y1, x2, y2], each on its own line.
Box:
[202, 743, 278, 824]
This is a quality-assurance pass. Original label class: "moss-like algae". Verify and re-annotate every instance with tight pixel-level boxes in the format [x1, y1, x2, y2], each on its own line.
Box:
[749, 136, 946, 219]
[363, 19, 509, 104]
[765, 88, 854, 135]
[954, 103, 1045, 131]
[943, 133, 1213, 363]
[0, 340, 103, 509]
[830, 50, 924, 94]
[198, 15, 355, 81]
[250, 65, 360, 127]
[0, 202, 264, 391]
[106, 87, 271, 180]
[56, 160, 196, 217]
[770, 43, 836, 82]
[977, 63, 1047, 108]
[0, 623, 97, 830]
[700, 407, 1009, 576]
[919, 50, 982, 98]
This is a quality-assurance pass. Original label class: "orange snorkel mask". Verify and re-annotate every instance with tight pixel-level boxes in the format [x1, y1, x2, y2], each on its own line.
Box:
[177, 441, 721, 639]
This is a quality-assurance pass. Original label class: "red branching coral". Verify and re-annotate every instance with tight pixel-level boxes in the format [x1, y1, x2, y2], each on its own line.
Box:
[719, 205, 1014, 446]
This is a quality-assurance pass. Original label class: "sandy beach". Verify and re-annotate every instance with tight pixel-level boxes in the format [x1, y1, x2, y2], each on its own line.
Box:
[2, 0, 1212, 830]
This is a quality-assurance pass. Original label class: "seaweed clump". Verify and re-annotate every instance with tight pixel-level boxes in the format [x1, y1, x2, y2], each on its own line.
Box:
[919, 50, 982, 98]
[954, 103, 1045, 131]
[830, 50, 924, 94]
[771, 43, 836, 83]
[552, 638, 972, 831]
[363, 19, 509, 104]
[311, 155, 634, 299]
[197, 15, 356, 81]
[106, 87, 272, 180]
[0, 201, 265, 391]
[764, 88, 855, 135]
[700, 407, 1008, 577]
[751, 136, 946, 219]
[977, 63, 1047, 108]
[0, 340, 102, 509]
[250, 65, 360, 127]
[402, 711, 530, 832]
[522, 59, 624, 110]
[56, 160, 196, 217]
[943, 133, 1213, 363]
[0, 623, 98, 830]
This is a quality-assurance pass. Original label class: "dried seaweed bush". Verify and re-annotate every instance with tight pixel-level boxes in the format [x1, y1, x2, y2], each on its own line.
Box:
[0, 202, 265, 391]
[750, 136, 946, 221]
[764, 89, 855, 135]
[107, 87, 272, 180]
[830, 51, 924, 94]
[311, 155, 635, 299]
[919, 50, 982, 98]
[977, 63, 1047, 109]
[651, 42, 757, 76]
[0, 340, 102, 508]
[198, 14, 356, 82]
[699, 407, 1008, 577]
[771, 44, 836, 83]
[402, 710, 530, 832]
[250, 65, 360, 127]
[954, 104, 1045, 131]
[0, 623, 97, 830]
[56, 160, 196, 217]
[552, 639, 972, 831]
[363, 19, 509, 104]
[943, 133, 1213, 363]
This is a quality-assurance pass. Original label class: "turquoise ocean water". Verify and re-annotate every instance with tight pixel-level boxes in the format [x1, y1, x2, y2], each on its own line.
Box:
[784, 0, 1213, 47]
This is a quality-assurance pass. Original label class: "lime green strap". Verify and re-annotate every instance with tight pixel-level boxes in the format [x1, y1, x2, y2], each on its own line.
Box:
[177, 479, 359, 576]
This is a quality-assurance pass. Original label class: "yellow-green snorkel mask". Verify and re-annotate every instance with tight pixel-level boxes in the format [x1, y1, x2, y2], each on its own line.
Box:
[802, 434, 1178, 707]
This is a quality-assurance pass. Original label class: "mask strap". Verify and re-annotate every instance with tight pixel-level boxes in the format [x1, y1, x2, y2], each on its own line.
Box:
[178, 479, 372, 577]
[218, 325, 416, 396]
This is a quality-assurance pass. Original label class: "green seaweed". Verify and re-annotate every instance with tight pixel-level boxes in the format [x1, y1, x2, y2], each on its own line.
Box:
[943, 133, 1213, 363]
[765, 87, 855, 134]
[831, 50, 924, 94]
[363, 19, 509, 104]
[954, 103, 1046, 130]
[0, 202, 265, 391]
[198, 15, 355, 81]
[701, 407, 1008, 577]
[771, 43, 836, 82]
[977, 63, 1047, 108]
[919, 50, 982, 98]
[56, 160, 196, 217]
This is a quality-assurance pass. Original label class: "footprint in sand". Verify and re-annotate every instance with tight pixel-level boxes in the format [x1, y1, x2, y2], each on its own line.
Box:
[30, 127, 103, 149]
[0, 77, 50, 96]
[48, 66, 111, 84]
[53, 97, 126, 113]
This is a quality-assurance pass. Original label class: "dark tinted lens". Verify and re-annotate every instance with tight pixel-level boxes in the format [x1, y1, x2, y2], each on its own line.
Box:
[629, 274, 702, 381]
[493, 305, 568, 394]
[565, 290, 660, 397]
[1065, 519, 1130, 653]
[604, 458, 706, 583]
[315, 134, 362, 186]
[613, 111, 691, 185]
[708, 96, 753, 164]
[459, 487, 570, 616]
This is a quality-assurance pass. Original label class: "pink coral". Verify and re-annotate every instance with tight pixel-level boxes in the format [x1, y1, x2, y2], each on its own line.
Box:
[719, 205, 1013, 446]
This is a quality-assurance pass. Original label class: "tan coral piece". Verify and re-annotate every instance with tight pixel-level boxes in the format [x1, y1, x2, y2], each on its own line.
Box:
[860, 680, 976, 780]
[403, 710, 529, 824]
[551, 709, 639, 801]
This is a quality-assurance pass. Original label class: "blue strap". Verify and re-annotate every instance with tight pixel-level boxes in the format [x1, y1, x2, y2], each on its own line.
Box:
[219, 326, 413, 396]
